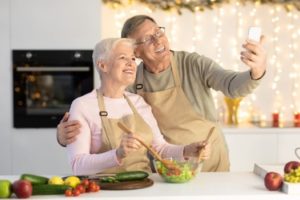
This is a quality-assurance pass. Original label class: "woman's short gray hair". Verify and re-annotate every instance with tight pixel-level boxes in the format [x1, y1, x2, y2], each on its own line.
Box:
[121, 15, 156, 38]
[92, 38, 135, 74]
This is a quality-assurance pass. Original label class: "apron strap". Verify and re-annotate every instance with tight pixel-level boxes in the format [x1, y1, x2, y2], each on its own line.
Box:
[135, 52, 181, 93]
[96, 89, 141, 148]
[170, 53, 181, 87]
[96, 89, 116, 148]
[124, 95, 139, 115]
[136, 64, 144, 96]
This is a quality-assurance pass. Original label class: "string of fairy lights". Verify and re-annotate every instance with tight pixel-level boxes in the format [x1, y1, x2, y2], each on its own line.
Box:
[101, 2, 300, 126]
[271, 7, 282, 116]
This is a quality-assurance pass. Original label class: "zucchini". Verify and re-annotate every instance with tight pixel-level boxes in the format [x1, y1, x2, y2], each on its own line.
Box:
[20, 174, 49, 185]
[32, 184, 70, 195]
[115, 171, 149, 182]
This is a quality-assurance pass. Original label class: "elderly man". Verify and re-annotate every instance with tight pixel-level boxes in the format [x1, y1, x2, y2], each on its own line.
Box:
[57, 15, 267, 172]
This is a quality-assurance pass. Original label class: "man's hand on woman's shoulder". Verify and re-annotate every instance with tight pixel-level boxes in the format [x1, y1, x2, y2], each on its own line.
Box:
[57, 112, 81, 147]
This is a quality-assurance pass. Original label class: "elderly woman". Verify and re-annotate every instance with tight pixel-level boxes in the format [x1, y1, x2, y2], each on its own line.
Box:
[67, 38, 210, 175]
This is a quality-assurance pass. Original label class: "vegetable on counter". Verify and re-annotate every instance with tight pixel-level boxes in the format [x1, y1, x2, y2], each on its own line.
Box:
[32, 184, 71, 195]
[20, 174, 49, 185]
[100, 171, 149, 183]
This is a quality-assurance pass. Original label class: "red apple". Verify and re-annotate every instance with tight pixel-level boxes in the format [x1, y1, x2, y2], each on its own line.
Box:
[284, 161, 300, 174]
[264, 172, 283, 191]
[12, 180, 32, 198]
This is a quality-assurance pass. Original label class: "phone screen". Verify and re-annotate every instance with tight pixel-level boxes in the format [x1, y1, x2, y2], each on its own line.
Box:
[248, 27, 261, 42]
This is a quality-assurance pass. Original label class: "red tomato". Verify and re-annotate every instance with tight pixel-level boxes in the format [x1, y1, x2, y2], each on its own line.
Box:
[166, 171, 172, 176]
[174, 170, 181, 176]
[89, 181, 97, 187]
[94, 185, 100, 192]
[81, 179, 89, 187]
[72, 189, 81, 196]
[76, 184, 85, 193]
[65, 189, 73, 197]
[88, 184, 97, 192]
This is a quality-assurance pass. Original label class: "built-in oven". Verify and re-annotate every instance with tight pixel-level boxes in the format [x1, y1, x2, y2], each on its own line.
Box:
[13, 50, 94, 128]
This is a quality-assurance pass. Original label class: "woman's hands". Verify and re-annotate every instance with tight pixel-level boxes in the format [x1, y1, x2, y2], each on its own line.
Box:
[183, 141, 211, 160]
[116, 133, 142, 162]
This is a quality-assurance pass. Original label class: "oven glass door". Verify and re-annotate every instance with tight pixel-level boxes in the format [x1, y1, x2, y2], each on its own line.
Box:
[13, 50, 93, 128]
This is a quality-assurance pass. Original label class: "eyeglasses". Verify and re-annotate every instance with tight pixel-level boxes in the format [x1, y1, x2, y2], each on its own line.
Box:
[135, 27, 165, 46]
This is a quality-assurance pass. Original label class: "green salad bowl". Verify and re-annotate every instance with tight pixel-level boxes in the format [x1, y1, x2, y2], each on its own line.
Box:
[154, 157, 203, 183]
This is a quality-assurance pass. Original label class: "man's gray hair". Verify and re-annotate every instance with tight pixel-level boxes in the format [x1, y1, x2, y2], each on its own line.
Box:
[121, 15, 156, 38]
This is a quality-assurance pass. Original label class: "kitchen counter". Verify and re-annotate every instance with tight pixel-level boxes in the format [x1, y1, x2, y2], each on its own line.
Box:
[222, 122, 300, 134]
[2, 172, 300, 200]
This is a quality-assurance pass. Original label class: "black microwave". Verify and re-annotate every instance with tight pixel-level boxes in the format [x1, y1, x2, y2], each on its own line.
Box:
[13, 50, 94, 128]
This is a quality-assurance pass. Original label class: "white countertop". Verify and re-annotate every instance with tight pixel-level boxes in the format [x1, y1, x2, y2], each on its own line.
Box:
[2, 172, 300, 200]
[221, 123, 300, 134]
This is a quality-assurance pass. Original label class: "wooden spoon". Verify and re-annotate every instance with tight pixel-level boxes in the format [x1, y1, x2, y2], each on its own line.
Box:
[117, 122, 181, 171]
[198, 126, 215, 162]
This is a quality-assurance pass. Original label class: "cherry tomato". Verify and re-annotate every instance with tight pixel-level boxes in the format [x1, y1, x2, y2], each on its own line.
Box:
[89, 181, 97, 187]
[65, 189, 73, 197]
[76, 184, 85, 193]
[81, 179, 89, 187]
[94, 185, 100, 192]
[174, 169, 181, 176]
[72, 189, 81, 196]
[88, 184, 97, 192]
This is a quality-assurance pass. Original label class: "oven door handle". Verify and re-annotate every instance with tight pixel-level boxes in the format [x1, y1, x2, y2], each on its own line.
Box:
[16, 66, 90, 72]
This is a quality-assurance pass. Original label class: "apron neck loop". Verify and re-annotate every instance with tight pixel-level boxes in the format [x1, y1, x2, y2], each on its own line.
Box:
[135, 52, 181, 93]
[96, 89, 108, 118]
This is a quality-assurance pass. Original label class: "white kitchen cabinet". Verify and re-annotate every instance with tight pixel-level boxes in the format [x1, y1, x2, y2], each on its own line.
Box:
[223, 124, 300, 171]
[278, 132, 300, 163]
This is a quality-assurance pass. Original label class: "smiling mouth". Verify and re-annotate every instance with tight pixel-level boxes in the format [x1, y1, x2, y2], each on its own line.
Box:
[155, 46, 165, 53]
[123, 69, 135, 75]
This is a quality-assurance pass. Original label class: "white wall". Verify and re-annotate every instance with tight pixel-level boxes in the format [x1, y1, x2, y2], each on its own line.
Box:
[0, 0, 12, 175]
[0, 0, 101, 175]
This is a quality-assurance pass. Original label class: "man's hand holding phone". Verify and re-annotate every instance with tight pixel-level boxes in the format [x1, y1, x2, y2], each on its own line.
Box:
[241, 26, 267, 80]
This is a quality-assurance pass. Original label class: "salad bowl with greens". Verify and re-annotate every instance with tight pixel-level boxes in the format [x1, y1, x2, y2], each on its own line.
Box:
[154, 158, 203, 183]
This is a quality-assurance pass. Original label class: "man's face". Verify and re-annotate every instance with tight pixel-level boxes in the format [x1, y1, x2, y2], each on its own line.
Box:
[128, 19, 171, 65]
[101, 41, 137, 86]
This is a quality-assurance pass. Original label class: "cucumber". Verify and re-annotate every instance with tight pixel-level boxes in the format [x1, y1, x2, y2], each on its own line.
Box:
[115, 171, 149, 182]
[100, 176, 118, 183]
[32, 184, 70, 195]
[20, 174, 49, 185]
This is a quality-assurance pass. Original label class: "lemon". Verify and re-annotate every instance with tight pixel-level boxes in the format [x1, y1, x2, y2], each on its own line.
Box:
[48, 176, 64, 185]
[64, 176, 81, 188]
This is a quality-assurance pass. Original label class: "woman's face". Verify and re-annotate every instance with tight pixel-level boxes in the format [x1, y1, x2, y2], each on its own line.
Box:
[103, 41, 137, 87]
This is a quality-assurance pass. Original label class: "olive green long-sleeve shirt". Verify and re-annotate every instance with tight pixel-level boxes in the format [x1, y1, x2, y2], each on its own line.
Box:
[127, 51, 262, 122]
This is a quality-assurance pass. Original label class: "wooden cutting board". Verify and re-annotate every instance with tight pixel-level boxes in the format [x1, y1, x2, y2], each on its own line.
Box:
[97, 178, 154, 190]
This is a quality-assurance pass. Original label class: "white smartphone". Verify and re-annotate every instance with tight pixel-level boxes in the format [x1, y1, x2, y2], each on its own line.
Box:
[248, 27, 261, 42]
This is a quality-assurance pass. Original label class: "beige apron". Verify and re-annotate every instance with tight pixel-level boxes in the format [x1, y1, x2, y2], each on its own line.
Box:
[136, 54, 230, 171]
[96, 90, 152, 173]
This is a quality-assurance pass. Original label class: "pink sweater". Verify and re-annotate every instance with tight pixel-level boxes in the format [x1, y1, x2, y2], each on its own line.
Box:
[67, 89, 184, 175]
